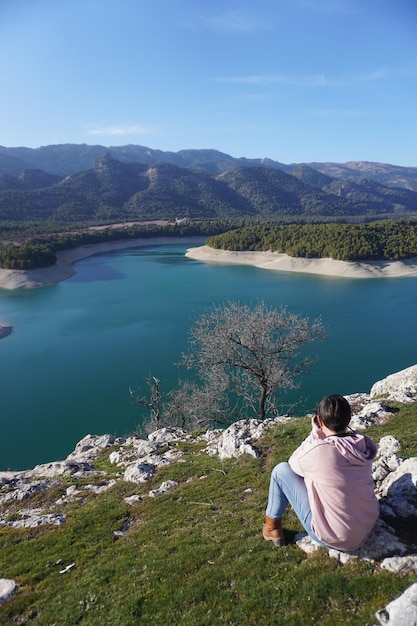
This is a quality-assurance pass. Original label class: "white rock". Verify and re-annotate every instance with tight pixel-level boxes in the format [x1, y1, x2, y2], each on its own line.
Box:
[66, 434, 120, 462]
[0, 480, 50, 505]
[0, 509, 65, 528]
[85, 480, 116, 494]
[0, 578, 16, 605]
[124, 495, 143, 505]
[377, 457, 417, 508]
[198, 429, 222, 443]
[30, 460, 93, 479]
[377, 436, 402, 458]
[109, 440, 158, 467]
[350, 414, 376, 430]
[375, 582, 417, 625]
[217, 417, 288, 460]
[380, 555, 417, 573]
[124, 463, 155, 484]
[360, 401, 391, 418]
[148, 427, 187, 444]
[372, 436, 404, 482]
[149, 480, 179, 497]
[344, 392, 371, 408]
[295, 518, 408, 563]
[109, 451, 121, 464]
[370, 364, 417, 401]
[373, 456, 404, 483]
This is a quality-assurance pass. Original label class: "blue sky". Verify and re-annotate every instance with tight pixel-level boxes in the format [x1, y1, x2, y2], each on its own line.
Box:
[1, 0, 416, 165]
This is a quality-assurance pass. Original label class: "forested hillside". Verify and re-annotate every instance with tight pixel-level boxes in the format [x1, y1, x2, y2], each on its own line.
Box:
[0, 220, 230, 270]
[1, 153, 417, 235]
[207, 220, 417, 262]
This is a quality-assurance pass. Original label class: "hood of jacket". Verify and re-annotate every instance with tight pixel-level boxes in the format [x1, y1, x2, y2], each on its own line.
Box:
[327, 432, 377, 465]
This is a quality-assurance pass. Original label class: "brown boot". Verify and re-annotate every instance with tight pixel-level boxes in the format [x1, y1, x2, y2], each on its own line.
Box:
[262, 514, 285, 547]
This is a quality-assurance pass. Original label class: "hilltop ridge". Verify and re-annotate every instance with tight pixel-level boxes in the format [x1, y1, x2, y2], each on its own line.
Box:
[1, 149, 417, 228]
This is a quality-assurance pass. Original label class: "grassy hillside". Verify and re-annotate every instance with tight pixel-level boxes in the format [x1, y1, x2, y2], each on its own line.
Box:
[0, 404, 416, 625]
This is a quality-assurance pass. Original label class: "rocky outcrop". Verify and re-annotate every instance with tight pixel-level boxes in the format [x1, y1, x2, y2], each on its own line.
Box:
[0, 364, 416, 613]
[370, 363, 417, 403]
[375, 582, 417, 626]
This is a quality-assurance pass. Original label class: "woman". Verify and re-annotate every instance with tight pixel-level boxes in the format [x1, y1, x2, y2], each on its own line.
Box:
[263, 394, 379, 551]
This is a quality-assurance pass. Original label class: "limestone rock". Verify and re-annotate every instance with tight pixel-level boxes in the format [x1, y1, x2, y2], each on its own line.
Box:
[375, 582, 417, 625]
[349, 401, 395, 430]
[109, 439, 158, 467]
[378, 457, 417, 498]
[372, 436, 404, 482]
[380, 555, 417, 573]
[0, 509, 65, 528]
[295, 518, 408, 563]
[66, 434, 121, 463]
[148, 427, 188, 444]
[377, 457, 417, 518]
[0, 578, 16, 605]
[124, 463, 155, 484]
[0, 480, 51, 505]
[30, 460, 94, 479]
[370, 364, 417, 402]
[217, 421, 261, 460]
[124, 495, 143, 505]
[376, 436, 402, 458]
[214, 417, 289, 460]
[149, 480, 179, 497]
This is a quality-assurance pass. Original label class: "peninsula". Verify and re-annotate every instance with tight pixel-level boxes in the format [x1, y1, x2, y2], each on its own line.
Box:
[185, 245, 417, 279]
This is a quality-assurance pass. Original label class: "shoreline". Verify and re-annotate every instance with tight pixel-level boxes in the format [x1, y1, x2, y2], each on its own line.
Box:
[0, 236, 206, 291]
[185, 245, 417, 279]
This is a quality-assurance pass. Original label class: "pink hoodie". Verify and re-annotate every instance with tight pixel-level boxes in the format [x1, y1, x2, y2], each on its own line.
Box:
[289, 428, 379, 551]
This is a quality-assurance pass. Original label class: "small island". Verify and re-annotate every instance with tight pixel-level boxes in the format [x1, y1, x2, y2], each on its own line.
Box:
[0, 324, 13, 339]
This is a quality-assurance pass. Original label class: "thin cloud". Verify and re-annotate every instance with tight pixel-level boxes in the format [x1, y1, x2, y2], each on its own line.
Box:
[309, 108, 372, 117]
[195, 9, 268, 33]
[87, 124, 155, 137]
[214, 74, 331, 87]
[214, 69, 385, 88]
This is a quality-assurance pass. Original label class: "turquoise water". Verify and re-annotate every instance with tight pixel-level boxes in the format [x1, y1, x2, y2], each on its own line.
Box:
[1, 241, 416, 471]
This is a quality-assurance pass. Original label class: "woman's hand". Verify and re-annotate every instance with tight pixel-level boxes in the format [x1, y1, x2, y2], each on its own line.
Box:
[312, 414, 320, 430]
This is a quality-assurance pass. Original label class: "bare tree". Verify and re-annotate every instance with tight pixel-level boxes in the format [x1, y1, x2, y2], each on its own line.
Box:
[181, 300, 326, 420]
[163, 372, 235, 430]
[129, 373, 165, 433]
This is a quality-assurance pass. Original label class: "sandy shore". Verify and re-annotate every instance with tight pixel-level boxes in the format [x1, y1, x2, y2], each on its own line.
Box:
[185, 245, 417, 279]
[1, 236, 417, 292]
[0, 236, 206, 291]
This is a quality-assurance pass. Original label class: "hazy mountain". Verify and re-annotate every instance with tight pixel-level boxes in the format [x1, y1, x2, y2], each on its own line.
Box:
[1, 143, 416, 192]
[0, 144, 288, 177]
[304, 161, 417, 192]
[0, 169, 63, 191]
[1, 153, 417, 226]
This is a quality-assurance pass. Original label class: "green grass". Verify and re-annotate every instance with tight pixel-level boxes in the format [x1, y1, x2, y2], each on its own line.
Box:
[1, 405, 417, 625]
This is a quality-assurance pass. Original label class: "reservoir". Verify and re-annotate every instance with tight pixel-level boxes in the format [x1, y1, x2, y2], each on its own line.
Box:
[1, 241, 416, 471]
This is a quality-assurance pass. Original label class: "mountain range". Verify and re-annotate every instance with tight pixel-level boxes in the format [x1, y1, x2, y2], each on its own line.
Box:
[0, 144, 417, 225]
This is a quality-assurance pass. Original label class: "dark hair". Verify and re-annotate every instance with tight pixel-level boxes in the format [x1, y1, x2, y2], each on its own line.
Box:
[317, 394, 351, 433]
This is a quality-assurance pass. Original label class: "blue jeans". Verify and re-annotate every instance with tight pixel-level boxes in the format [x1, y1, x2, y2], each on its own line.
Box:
[266, 461, 324, 545]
